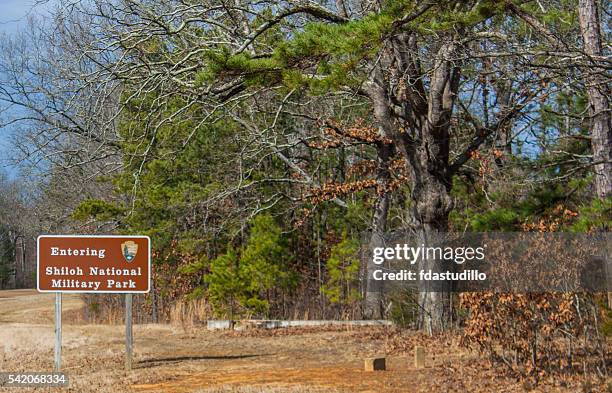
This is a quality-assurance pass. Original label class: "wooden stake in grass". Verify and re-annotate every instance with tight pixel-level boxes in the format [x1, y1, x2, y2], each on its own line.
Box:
[414, 346, 425, 369]
[364, 357, 386, 371]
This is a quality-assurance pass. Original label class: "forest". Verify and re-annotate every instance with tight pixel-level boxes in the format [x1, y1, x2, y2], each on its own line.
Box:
[0, 0, 610, 388]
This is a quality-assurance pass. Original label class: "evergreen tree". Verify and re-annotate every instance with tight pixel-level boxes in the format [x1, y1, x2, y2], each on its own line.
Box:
[321, 234, 361, 307]
[205, 214, 291, 319]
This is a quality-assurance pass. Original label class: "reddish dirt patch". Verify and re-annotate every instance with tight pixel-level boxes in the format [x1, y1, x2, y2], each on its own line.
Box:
[133, 360, 421, 393]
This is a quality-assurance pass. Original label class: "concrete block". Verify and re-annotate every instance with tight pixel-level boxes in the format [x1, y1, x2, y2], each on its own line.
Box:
[415, 346, 425, 368]
[207, 320, 232, 330]
[256, 320, 282, 329]
[364, 357, 386, 371]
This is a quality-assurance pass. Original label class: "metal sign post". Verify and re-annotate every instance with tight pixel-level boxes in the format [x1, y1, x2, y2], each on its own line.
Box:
[54, 292, 62, 372]
[37, 235, 150, 373]
[125, 293, 133, 371]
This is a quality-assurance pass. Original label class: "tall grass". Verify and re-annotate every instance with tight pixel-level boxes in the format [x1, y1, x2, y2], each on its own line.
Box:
[169, 298, 210, 331]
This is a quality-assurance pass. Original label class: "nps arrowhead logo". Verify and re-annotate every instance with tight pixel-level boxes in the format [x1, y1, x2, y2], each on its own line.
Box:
[121, 241, 138, 262]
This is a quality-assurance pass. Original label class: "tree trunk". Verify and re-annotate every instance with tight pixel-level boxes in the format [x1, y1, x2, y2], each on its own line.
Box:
[411, 172, 453, 333]
[365, 32, 459, 332]
[408, 132, 454, 333]
[494, 79, 514, 156]
[408, 39, 457, 334]
[578, 0, 612, 199]
[364, 143, 391, 319]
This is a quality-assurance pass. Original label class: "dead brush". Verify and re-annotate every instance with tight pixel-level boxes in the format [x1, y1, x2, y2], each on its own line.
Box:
[169, 298, 210, 333]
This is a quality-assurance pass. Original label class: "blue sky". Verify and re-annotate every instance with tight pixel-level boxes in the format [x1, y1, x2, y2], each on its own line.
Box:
[0, 1, 54, 178]
[0, 1, 38, 29]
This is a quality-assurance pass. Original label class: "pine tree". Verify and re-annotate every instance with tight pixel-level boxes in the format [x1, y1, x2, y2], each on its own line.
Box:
[321, 234, 361, 307]
[205, 214, 290, 320]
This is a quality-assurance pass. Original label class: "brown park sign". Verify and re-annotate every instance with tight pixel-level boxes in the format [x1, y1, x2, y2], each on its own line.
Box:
[37, 235, 151, 293]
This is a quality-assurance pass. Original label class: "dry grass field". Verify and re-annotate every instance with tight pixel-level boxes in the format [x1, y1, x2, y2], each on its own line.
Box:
[0, 290, 608, 393]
